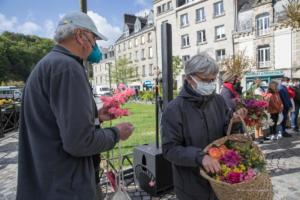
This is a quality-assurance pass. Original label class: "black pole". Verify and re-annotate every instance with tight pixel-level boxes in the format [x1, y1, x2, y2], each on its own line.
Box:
[155, 77, 159, 149]
[161, 23, 173, 111]
[80, 0, 87, 13]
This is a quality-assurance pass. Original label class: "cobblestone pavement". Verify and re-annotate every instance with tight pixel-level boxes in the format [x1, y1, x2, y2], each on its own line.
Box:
[0, 130, 299, 200]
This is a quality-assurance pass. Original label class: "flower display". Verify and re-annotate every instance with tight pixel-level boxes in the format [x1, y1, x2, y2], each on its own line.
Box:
[100, 84, 135, 118]
[208, 140, 265, 184]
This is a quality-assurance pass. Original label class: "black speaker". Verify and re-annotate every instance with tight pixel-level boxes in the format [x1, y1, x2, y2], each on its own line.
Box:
[133, 144, 173, 196]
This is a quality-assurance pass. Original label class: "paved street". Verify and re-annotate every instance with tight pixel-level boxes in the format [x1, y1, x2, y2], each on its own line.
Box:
[0, 130, 300, 200]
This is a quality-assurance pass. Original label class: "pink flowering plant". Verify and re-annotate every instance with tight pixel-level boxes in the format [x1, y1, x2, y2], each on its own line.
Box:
[100, 84, 135, 118]
[209, 140, 266, 184]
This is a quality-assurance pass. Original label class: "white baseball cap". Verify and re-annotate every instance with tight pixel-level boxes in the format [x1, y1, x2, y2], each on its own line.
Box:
[58, 11, 107, 41]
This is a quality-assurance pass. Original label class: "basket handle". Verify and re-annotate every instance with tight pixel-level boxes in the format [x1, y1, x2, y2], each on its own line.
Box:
[226, 115, 251, 138]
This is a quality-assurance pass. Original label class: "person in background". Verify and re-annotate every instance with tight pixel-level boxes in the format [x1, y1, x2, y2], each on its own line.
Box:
[287, 79, 296, 129]
[278, 77, 293, 137]
[17, 12, 134, 200]
[266, 81, 283, 140]
[161, 53, 247, 200]
[253, 78, 265, 96]
[291, 78, 300, 132]
[220, 72, 244, 133]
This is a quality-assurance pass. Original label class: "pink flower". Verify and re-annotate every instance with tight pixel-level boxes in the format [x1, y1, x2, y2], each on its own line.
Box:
[244, 168, 256, 181]
[220, 150, 241, 168]
[224, 172, 244, 184]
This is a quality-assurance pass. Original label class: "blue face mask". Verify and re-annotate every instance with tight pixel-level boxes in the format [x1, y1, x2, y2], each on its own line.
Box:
[87, 43, 102, 64]
[191, 76, 216, 96]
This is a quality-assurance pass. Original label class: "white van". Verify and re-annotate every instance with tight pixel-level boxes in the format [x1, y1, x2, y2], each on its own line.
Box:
[0, 86, 22, 100]
[93, 85, 111, 97]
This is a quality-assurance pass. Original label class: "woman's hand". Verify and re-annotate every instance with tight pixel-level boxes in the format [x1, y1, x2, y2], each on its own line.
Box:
[201, 155, 221, 174]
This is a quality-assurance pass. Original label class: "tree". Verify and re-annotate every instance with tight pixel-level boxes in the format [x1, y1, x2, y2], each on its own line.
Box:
[220, 50, 254, 78]
[172, 56, 182, 80]
[284, 0, 300, 29]
[111, 58, 138, 85]
[0, 31, 54, 83]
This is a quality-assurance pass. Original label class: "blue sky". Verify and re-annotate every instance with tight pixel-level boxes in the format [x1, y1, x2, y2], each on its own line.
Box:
[0, 0, 152, 47]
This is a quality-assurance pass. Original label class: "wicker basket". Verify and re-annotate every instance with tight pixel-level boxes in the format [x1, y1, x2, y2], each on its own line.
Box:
[199, 118, 273, 200]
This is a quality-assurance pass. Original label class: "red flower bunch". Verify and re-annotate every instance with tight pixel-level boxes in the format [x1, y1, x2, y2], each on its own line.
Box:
[242, 99, 269, 127]
[100, 84, 135, 118]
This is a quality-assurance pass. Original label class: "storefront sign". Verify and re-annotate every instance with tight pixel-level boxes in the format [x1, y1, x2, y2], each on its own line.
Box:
[245, 70, 284, 77]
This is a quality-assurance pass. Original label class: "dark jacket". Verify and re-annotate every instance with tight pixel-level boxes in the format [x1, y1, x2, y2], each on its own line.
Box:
[161, 82, 231, 200]
[278, 84, 292, 110]
[17, 45, 119, 200]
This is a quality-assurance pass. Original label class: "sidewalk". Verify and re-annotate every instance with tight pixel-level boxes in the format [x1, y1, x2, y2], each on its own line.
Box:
[0, 130, 300, 200]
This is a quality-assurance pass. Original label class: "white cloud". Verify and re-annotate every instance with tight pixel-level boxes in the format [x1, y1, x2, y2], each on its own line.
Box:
[44, 19, 55, 38]
[135, 9, 150, 17]
[17, 21, 41, 35]
[87, 10, 122, 47]
[0, 13, 18, 32]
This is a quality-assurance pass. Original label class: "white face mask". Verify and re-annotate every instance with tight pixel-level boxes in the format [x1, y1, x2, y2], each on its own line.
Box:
[191, 76, 216, 96]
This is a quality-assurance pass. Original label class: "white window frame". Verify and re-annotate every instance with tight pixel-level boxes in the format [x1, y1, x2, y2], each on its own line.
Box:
[180, 13, 189, 27]
[141, 49, 145, 59]
[148, 47, 153, 58]
[142, 65, 146, 77]
[129, 40, 132, 48]
[257, 14, 270, 36]
[216, 49, 226, 61]
[196, 7, 205, 22]
[135, 38, 139, 46]
[181, 34, 190, 48]
[215, 25, 226, 40]
[148, 32, 152, 42]
[135, 51, 138, 61]
[214, 1, 224, 17]
[258, 46, 271, 68]
[141, 35, 145, 44]
[197, 30, 206, 44]
[149, 64, 153, 76]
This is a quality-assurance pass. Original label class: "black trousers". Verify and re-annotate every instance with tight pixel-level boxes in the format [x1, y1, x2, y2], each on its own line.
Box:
[270, 113, 279, 135]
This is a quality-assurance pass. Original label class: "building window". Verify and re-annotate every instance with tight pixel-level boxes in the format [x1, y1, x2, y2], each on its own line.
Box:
[181, 34, 190, 48]
[182, 55, 190, 64]
[167, 1, 172, 10]
[157, 6, 162, 14]
[123, 43, 126, 50]
[180, 13, 189, 27]
[118, 45, 121, 52]
[148, 32, 152, 42]
[257, 13, 270, 36]
[135, 51, 138, 61]
[177, 0, 194, 7]
[129, 40, 132, 49]
[141, 49, 145, 59]
[135, 38, 139, 46]
[149, 47, 153, 58]
[142, 65, 146, 77]
[215, 25, 226, 40]
[258, 46, 271, 68]
[196, 7, 205, 22]
[197, 30, 206, 44]
[136, 67, 139, 76]
[141, 35, 145, 44]
[100, 76, 103, 84]
[214, 1, 224, 17]
[149, 64, 153, 76]
[216, 49, 226, 61]
[162, 3, 167, 12]
[129, 53, 132, 60]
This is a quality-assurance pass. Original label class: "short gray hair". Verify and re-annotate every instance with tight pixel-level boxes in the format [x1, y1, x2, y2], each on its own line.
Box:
[184, 53, 219, 76]
[54, 23, 78, 43]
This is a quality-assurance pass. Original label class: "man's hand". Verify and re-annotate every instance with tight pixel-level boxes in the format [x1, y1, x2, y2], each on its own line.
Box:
[115, 122, 134, 141]
[98, 106, 114, 122]
[202, 155, 221, 174]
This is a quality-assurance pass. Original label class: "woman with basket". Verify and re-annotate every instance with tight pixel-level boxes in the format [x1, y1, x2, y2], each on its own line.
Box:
[161, 53, 247, 200]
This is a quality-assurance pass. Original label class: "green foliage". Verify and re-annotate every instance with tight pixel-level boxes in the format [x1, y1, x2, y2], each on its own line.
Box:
[139, 91, 154, 102]
[111, 58, 139, 85]
[0, 31, 54, 82]
[172, 56, 182, 80]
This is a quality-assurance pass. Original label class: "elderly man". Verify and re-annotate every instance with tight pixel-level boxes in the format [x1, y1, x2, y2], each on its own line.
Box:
[161, 53, 247, 200]
[16, 12, 134, 200]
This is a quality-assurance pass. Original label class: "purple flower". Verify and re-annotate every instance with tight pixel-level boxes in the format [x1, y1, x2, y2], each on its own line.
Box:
[220, 150, 241, 168]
